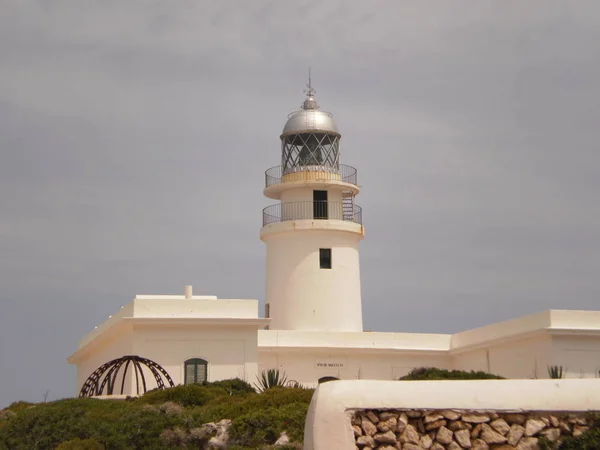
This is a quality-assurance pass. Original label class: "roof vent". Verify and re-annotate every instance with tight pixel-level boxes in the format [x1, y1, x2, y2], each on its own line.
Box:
[184, 285, 192, 299]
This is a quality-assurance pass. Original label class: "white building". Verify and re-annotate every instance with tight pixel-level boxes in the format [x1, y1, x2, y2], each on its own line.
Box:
[67, 81, 600, 396]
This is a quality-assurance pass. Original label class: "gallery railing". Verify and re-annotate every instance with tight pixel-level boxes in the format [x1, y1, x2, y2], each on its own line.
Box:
[265, 164, 358, 188]
[262, 201, 363, 226]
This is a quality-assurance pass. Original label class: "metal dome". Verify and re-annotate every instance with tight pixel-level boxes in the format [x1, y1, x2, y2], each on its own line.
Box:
[281, 75, 340, 137]
[281, 109, 339, 137]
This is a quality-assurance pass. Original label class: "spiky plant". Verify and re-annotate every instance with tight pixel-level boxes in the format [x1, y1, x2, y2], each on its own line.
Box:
[254, 368, 288, 391]
[547, 365, 565, 379]
[285, 380, 307, 389]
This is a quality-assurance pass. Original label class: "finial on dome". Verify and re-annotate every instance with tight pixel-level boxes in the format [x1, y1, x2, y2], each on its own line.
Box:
[302, 66, 319, 110]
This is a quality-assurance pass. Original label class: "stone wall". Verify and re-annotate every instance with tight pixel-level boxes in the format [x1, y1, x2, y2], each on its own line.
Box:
[351, 409, 592, 450]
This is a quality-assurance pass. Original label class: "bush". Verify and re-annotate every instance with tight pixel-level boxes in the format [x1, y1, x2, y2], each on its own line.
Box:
[56, 437, 106, 450]
[139, 384, 230, 407]
[399, 367, 505, 380]
[0, 398, 182, 449]
[557, 414, 600, 450]
[201, 378, 256, 395]
[0, 410, 16, 421]
[229, 408, 282, 447]
[158, 402, 184, 416]
[0, 382, 313, 449]
[188, 386, 314, 426]
[5, 402, 34, 413]
[227, 395, 310, 447]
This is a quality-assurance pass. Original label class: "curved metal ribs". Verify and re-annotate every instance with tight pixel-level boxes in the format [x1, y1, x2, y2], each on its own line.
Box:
[79, 355, 175, 397]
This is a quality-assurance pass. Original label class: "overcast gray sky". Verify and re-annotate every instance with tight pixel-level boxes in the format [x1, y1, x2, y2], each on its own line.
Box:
[1, 0, 599, 407]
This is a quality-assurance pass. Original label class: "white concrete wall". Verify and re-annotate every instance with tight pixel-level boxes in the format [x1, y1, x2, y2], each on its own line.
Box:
[550, 334, 600, 378]
[132, 323, 260, 388]
[304, 379, 600, 450]
[259, 348, 450, 387]
[264, 229, 363, 331]
[452, 334, 554, 379]
[76, 297, 260, 349]
[72, 321, 261, 396]
[76, 326, 135, 395]
[131, 298, 260, 319]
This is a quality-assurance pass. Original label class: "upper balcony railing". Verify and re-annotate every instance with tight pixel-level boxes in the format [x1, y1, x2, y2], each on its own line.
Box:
[265, 164, 358, 188]
[262, 201, 363, 227]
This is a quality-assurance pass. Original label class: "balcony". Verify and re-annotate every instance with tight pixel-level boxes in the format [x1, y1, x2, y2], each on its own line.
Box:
[265, 164, 358, 189]
[262, 201, 363, 227]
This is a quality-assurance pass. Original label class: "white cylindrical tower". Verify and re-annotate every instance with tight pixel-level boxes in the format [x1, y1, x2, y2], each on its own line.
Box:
[261, 79, 364, 332]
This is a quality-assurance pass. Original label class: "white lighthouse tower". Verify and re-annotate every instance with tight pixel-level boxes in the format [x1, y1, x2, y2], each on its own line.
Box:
[261, 77, 365, 332]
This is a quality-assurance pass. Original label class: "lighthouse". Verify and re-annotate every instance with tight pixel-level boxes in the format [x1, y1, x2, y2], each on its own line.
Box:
[261, 77, 364, 332]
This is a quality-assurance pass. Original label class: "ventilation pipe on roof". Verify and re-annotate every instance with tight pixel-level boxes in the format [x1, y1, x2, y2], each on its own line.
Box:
[184, 285, 192, 299]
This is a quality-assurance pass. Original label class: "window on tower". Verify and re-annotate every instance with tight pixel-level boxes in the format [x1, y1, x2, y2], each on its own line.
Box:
[184, 358, 208, 384]
[319, 248, 332, 269]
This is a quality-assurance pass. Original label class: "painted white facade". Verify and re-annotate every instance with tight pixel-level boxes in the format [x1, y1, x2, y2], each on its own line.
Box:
[68, 290, 269, 394]
[262, 222, 363, 332]
[68, 83, 600, 397]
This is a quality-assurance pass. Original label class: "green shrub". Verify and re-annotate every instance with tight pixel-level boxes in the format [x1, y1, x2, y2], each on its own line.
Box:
[0, 382, 313, 449]
[557, 414, 600, 449]
[201, 378, 256, 395]
[188, 387, 313, 425]
[229, 408, 282, 447]
[207, 388, 311, 448]
[0, 398, 182, 449]
[399, 367, 505, 380]
[139, 384, 229, 407]
[227, 395, 309, 448]
[276, 402, 310, 442]
[5, 402, 34, 413]
[56, 437, 106, 450]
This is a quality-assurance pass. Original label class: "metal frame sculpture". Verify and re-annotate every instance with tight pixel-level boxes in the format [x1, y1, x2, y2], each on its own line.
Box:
[79, 355, 175, 397]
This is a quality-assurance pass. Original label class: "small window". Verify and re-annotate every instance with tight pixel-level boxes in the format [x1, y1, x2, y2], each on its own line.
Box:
[319, 248, 332, 269]
[184, 358, 208, 384]
[265, 303, 270, 318]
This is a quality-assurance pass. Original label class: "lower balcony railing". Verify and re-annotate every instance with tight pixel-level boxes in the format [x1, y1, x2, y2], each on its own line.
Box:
[262, 201, 363, 226]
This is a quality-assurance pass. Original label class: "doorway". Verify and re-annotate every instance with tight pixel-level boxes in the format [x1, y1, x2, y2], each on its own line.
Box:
[313, 190, 328, 219]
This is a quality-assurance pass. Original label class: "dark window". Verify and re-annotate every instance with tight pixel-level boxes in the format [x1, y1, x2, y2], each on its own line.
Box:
[313, 190, 328, 219]
[319, 248, 332, 269]
[265, 303, 270, 318]
[184, 358, 208, 384]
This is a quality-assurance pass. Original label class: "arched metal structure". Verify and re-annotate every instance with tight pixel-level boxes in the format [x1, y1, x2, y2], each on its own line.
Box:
[78, 355, 175, 397]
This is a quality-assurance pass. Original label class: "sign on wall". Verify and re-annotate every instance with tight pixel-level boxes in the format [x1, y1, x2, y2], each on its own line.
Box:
[315, 359, 345, 369]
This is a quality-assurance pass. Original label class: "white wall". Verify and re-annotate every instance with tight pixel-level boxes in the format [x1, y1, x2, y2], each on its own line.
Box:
[72, 322, 261, 396]
[258, 348, 450, 387]
[551, 334, 600, 378]
[75, 326, 135, 396]
[452, 334, 554, 379]
[131, 323, 260, 388]
[264, 228, 363, 331]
